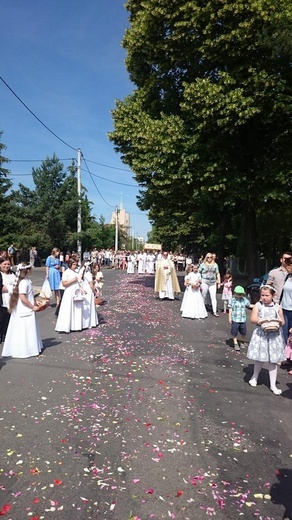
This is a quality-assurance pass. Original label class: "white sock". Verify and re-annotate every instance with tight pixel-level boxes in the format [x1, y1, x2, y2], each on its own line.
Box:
[268, 362, 278, 390]
[251, 361, 263, 382]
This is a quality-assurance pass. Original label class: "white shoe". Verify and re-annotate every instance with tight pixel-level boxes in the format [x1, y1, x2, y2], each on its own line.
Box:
[249, 379, 257, 387]
[270, 387, 282, 395]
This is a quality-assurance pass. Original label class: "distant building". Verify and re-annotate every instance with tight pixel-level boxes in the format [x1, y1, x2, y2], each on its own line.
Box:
[110, 204, 130, 237]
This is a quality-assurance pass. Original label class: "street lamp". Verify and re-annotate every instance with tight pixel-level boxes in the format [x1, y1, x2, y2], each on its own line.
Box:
[114, 207, 120, 252]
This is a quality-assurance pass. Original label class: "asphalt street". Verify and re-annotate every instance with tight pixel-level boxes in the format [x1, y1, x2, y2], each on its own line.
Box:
[0, 267, 292, 520]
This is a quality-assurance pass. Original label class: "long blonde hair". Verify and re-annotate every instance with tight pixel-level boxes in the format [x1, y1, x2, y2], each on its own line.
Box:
[203, 253, 215, 265]
[9, 263, 31, 313]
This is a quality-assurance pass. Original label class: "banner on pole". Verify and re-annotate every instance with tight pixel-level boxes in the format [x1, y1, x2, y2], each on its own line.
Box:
[143, 243, 162, 251]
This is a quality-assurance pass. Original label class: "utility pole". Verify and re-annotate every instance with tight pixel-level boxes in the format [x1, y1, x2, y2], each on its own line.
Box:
[114, 207, 120, 252]
[77, 148, 82, 259]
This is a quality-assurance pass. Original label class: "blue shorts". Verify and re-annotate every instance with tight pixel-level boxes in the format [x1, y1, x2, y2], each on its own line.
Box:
[230, 321, 246, 337]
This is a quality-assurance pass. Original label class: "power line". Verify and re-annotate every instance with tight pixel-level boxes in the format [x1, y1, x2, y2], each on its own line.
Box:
[10, 158, 73, 163]
[0, 76, 78, 152]
[9, 167, 137, 187]
[1, 77, 142, 199]
[82, 154, 115, 208]
[1, 77, 132, 173]
[10, 157, 133, 174]
[81, 167, 136, 187]
[84, 158, 131, 173]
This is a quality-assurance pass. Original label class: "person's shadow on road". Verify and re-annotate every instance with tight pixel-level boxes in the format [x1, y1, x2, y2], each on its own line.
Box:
[41, 338, 62, 352]
[270, 468, 292, 520]
[243, 366, 292, 399]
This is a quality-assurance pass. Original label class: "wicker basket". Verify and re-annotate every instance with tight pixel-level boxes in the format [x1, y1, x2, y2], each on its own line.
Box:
[260, 319, 280, 332]
[35, 299, 49, 312]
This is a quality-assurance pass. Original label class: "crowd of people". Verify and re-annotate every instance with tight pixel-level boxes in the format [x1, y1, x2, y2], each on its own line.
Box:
[157, 249, 292, 395]
[0, 248, 104, 358]
[0, 245, 291, 396]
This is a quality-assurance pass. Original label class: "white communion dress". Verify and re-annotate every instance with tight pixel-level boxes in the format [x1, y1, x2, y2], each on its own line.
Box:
[55, 268, 84, 333]
[2, 278, 43, 358]
[180, 272, 207, 319]
[81, 270, 98, 329]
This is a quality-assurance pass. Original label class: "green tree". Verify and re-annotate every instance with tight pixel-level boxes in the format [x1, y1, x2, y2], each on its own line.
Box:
[109, 0, 292, 278]
[10, 155, 94, 255]
[0, 131, 13, 250]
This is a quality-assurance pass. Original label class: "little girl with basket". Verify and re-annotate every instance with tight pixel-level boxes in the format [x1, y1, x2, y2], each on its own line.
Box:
[247, 284, 285, 395]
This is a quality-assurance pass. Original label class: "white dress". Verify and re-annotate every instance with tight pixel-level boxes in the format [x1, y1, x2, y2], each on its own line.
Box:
[247, 302, 286, 363]
[146, 254, 155, 274]
[55, 269, 84, 333]
[2, 278, 43, 358]
[2, 271, 16, 309]
[137, 253, 144, 274]
[180, 272, 207, 319]
[94, 271, 104, 297]
[127, 255, 135, 274]
[82, 271, 98, 329]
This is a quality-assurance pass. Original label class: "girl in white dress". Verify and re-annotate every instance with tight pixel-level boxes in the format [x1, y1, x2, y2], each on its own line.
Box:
[247, 285, 285, 395]
[93, 265, 104, 299]
[79, 262, 98, 329]
[180, 264, 208, 319]
[2, 263, 43, 358]
[127, 253, 136, 274]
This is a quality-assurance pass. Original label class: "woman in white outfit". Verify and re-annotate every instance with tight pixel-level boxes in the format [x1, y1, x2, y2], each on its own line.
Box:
[2, 263, 43, 358]
[55, 258, 85, 333]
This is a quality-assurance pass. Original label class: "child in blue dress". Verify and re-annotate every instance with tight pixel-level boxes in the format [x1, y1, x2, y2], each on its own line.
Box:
[247, 285, 285, 395]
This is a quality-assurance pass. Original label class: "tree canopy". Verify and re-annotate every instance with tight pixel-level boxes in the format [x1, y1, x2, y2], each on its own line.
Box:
[109, 0, 292, 275]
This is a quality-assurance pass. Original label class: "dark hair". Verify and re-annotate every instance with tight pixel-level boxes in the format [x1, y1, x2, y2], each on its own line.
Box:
[68, 257, 78, 268]
[260, 284, 276, 295]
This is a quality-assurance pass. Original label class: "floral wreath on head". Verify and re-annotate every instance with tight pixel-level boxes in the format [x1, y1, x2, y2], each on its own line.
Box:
[12, 263, 32, 288]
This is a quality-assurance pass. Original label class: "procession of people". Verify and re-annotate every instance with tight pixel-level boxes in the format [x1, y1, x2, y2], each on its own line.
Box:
[0, 244, 291, 398]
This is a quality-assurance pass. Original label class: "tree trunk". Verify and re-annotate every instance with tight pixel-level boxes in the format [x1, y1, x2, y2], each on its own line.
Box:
[244, 204, 258, 283]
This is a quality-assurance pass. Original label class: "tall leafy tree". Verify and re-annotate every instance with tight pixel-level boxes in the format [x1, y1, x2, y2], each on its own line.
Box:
[10, 155, 94, 254]
[0, 131, 13, 250]
[109, 0, 292, 277]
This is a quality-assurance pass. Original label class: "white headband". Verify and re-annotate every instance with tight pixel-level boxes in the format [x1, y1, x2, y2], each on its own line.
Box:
[260, 284, 276, 294]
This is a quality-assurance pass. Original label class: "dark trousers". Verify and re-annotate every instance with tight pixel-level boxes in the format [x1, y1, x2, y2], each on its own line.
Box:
[0, 306, 10, 342]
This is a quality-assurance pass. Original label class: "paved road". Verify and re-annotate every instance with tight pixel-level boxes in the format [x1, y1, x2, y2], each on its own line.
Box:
[0, 267, 291, 520]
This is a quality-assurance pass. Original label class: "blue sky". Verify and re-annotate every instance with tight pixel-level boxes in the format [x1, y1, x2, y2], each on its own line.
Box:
[0, 0, 151, 240]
